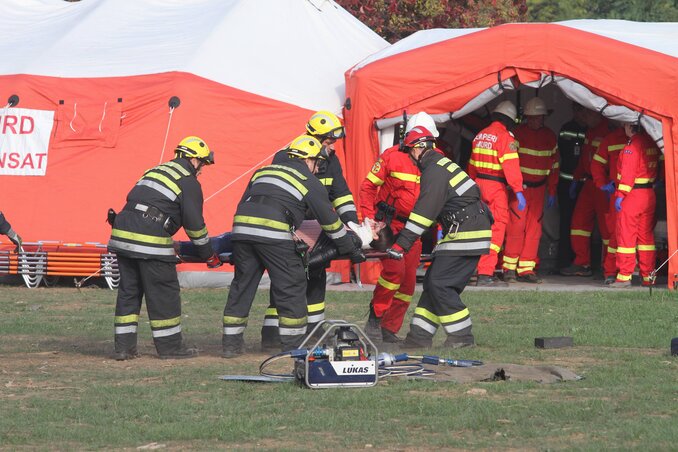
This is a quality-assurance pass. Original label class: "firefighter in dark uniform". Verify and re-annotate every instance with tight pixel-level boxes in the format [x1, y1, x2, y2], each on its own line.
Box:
[108, 136, 221, 360]
[556, 103, 588, 268]
[222, 135, 364, 358]
[260, 111, 358, 349]
[386, 126, 492, 349]
[0, 212, 22, 251]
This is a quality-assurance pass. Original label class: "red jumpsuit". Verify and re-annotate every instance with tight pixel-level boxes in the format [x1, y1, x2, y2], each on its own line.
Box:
[360, 145, 422, 334]
[468, 121, 523, 276]
[503, 124, 558, 276]
[614, 132, 659, 284]
[590, 127, 628, 278]
[569, 118, 610, 268]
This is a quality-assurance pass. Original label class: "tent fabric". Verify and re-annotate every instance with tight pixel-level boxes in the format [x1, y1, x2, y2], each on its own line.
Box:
[343, 21, 678, 287]
[0, 0, 388, 254]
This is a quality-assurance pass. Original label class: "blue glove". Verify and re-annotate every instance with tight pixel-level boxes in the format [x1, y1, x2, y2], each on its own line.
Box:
[516, 191, 527, 211]
[601, 181, 615, 194]
[546, 194, 556, 209]
[568, 181, 578, 200]
[615, 196, 624, 212]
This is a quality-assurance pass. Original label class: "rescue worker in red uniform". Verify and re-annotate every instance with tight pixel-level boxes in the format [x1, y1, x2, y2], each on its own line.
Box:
[467, 101, 525, 286]
[360, 112, 438, 344]
[385, 126, 492, 349]
[609, 122, 659, 288]
[590, 124, 628, 284]
[561, 111, 610, 277]
[502, 98, 558, 283]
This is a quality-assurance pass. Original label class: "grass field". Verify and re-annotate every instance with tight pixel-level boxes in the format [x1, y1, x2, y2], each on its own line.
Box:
[1, 285, 677, 450]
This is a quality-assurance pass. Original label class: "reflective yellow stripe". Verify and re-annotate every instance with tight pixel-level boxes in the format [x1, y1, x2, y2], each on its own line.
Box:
[437, 157, 453, 167]
[444, 230, 492, 240]
[279, 316, 306, 327]
[414, 307, 439, 325]
[592, 139, 601, 148]
[503, 262, 517, 270]
[520, 166, 551, 176]
[321, 218, 343, 232]
[472, 148, 498, 157]
[144, 172, 181, 195]
[332, 194, 354, 207]
[307, 302, 325, 314]
[253, 170, 308, 196]
[115, 314, 139, 324]
[635, 178, 655, 184]
[394, 292, 412, 302]
[602, 239, 609, 245]
[223, 316, 248, 324]
[390, 171, 420, 183]
[318, 177, 333, 186]
[469, 159, 502, 171]
[609, 144, 625, 152]
[571, 229, 591, 237]
[593, 154, 608, 164]
[439, 308, 470, 324]
[185, 226, 208, 238]
[617, 273, 632, 281]
[408, 212, 434, 227]
[234, 215, 289, 231]
[518, 260, 536, 267]
[150, 316, 181, 328]
[265, 307, 278, 316]
[519, 147, 554, 157]
[499, 152, 519, 162]
[366, 172, 384, 186]
[164, 161, 191, 176]
[490, 243, 501, 253]
[607, 247, 616, 254]
[111, 229, 173, 245]
[378, 276, 400, 291]
[618, 184, 632, 193]
[449, 171, 466, 188]
[638, 244, 656, 251]
[617, 246, 636, 254]
[503, 255, 519, 264]
[157, 165, 182, 180]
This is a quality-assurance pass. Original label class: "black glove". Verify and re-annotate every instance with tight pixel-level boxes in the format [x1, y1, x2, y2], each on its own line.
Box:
[349, 248, 366, 264]
[206, 253, 223, 268]
[385, 245, 404, 260]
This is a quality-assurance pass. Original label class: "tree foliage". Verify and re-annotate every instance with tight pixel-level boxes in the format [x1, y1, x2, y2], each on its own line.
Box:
[335, 0, 528, 43]
[527, 0, 678, 22]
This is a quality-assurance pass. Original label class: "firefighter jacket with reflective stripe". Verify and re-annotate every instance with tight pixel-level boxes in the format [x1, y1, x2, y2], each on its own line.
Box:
[591, 127, 627, 188]
[273, 150, 358, 225]
[514, 124, 559, 195]
[108, 158, 214, 262]
[557, 119, 587, 178]
[573, 118, 609, 181]
[468, 121, 523, 193]
[395, 152, 492, 256]
[615, 132, 659, 197]
[0, 211, 12, 235]
[232, 158, 355, 253]
[360, 144, 420, 231]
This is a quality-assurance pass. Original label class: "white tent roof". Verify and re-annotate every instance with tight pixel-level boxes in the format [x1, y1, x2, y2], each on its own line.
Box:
[0, 0, 389, 112]
[352, 19, 678, 73]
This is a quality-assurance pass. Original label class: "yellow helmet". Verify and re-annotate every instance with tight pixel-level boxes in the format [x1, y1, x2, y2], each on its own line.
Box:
[286, 135, 325, 160]
[306, 110, 345, 140]
[175, 136, 214, 164]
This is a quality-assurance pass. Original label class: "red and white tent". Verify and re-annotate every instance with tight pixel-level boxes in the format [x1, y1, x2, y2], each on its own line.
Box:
[343, 20, 678, 287]
[0, 0, 388, 249]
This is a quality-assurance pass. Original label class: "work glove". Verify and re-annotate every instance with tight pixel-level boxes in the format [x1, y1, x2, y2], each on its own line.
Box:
[206, 252, 223, 269]
[385, 244, 405, 260]
[349, 247, 366, 264]
[545, 194, 556, 209]
[516, 191, 527, 211]
[615, 196, 624, 212]
[6, 229, 21, 252]
[601, 181, 615, 195]
[568, 181, 579, 200]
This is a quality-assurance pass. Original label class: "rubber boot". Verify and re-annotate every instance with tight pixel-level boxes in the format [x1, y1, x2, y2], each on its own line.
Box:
[260, 327, 281, 353]
[156, 334, 198, 360]
[363, 304, 383, 346]
[402, 324, 434, 349]
[443, 325, 475, 349]
[113, 332, 139, 361]
[222, 333, 245, 359]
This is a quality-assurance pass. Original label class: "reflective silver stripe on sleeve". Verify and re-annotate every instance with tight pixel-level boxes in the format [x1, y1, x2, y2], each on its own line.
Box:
[223, 326, 247, 335]
[253, 177, 303, 200]
[412, 317, 438, 334]
[152, 325, 182, 338]
[435, 241, 491, 252]
[326, 228, 348, 240]
[263, 319, 279, 327]
[405, 222, 426, 235]
[115, 325, 137, 334]
[336, 204, 357, 215]
[232, 226, 293, 240]
[108, 239, 177, 256]
[191, 236, 210, 246]
[279, 326, 308, 336]
[308, 313, 325, 323]
[136, 179, 178, 201]
[442, 318, 473, 334]
[455, 179, 476, 196]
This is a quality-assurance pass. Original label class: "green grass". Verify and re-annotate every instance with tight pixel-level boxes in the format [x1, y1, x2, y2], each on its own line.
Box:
[0, 286, 677, 450]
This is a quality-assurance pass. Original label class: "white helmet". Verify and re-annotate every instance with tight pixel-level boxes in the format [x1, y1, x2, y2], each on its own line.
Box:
[524, 97, 548, 116]
[405, 112, 439, 137]
[492, 101, 517, 121]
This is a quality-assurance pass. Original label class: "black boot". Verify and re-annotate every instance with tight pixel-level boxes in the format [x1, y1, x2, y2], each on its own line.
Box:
[443, 325, 475, 349]
[159, 344, 199, 360]
[402, 324, 433, 349]
[364, 304, 383, 346]
[113, 333, 139, 361]
[222, 334, 245, 359]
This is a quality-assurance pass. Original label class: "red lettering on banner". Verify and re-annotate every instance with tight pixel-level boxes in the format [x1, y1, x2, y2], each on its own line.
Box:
[3, 115, 18, 134]
[0, 152, 47, 170]
[20, 116, 34, 134]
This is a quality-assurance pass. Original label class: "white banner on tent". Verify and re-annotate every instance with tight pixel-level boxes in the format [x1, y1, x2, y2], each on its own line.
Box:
[0, 108, 54, 176]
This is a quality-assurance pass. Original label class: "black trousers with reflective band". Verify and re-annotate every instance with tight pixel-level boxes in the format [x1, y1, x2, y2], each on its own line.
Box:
[114, 255, 183, 355]
[224, 241, 308, 350]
